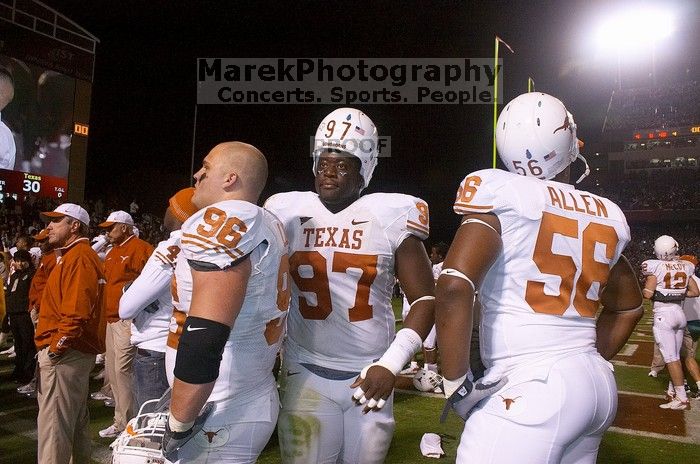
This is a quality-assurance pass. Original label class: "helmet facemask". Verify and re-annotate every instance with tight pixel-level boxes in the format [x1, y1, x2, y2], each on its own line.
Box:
[311, 108, 379, 191]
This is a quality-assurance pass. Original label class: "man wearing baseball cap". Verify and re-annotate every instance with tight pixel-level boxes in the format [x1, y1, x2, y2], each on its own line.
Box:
[35, 203, 106, 463]
[97, 210, 154, 438]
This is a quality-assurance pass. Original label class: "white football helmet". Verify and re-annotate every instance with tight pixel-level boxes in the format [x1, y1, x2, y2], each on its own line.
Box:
[413, 368, 443, 392]
[654, 235, 679, 261]
[111, 398, 168, 464]
[496, 92, 589, 183]
[311, 107, 379, 189]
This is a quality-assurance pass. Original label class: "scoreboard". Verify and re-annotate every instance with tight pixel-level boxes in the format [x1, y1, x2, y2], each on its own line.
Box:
[0, 5, 95, 205]
[631, 125, 700, 140]
[0, 169, 67, 201]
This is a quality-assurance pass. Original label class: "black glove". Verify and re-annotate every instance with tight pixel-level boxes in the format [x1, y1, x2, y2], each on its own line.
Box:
[162, 402, 215, 461]
[440, 376, 508, 422]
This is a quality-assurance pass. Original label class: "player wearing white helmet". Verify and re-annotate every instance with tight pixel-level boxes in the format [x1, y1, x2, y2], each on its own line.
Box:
[435, 92, 643, 464]
[642, 236, 700, 410]
[266, 108, 436, 463]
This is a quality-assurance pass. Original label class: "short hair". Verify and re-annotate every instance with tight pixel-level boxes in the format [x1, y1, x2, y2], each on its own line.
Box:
[12, 249, 31, 263]
[71, 219, 90, 237]
[15, 235, 32, 249]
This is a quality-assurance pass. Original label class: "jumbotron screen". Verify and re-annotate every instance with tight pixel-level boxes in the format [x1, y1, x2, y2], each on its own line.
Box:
[0, 54, 74, 202]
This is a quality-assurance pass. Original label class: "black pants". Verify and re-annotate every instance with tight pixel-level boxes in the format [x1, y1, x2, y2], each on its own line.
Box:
[8, 312, 36, 382]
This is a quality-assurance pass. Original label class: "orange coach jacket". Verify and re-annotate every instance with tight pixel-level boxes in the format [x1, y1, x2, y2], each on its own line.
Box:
[35, 238, 106, 355]
[28, 252, 57, 312]
[103, 235, 154, 323]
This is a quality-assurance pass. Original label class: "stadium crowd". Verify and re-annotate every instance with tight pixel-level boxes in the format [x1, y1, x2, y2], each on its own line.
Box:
[0, 196, 167, 251]
[592, 170, 700, 211]
[604, 81, 700, 131]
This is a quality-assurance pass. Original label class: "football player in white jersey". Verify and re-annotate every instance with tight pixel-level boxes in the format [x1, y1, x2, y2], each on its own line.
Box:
[117, 188, 197, 410]
[162, 142, 290, 463]
[641, 236, 700, 409]
[265, 108, 436, 463]
[435, 92, 644, 464]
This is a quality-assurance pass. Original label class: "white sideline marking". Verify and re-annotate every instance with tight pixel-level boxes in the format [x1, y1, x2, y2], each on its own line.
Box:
[618, 344, 638, 357]
[607, 427, 696, 444]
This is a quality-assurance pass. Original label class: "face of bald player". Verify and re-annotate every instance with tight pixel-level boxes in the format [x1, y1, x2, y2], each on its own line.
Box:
[314, 151, 363, 213]
[192, 147, 234, 209]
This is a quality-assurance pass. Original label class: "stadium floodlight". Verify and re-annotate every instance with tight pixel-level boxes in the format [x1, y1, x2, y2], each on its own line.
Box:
[595, 7, 675, 52]
[593, 6, 676, 88]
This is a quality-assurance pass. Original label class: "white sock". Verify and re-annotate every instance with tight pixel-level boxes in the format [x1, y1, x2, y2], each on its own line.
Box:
[674, 385, 688, 402]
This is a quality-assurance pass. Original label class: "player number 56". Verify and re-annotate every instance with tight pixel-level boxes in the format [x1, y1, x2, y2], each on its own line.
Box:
[512, 160, 543, 177]
[525, 212, 618, 318]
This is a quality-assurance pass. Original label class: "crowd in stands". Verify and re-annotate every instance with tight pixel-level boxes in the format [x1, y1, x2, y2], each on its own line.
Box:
[0, 196, 167, 251]
[591, 170, 700, 210]
[604, 81, 700, 132]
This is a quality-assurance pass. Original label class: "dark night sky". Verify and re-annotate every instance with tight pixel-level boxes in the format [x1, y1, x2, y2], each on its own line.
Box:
[40, 0, 700, 243]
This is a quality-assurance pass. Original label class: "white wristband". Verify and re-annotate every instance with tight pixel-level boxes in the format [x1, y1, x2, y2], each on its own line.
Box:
[369, 328, 423, 376]
[168, 414, 195, 432]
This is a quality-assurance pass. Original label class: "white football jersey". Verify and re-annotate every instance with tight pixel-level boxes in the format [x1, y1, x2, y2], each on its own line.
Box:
[683, 275, 700, 321]
[119, 230, 181, 351]
[642, 258, 696, 311]
[265, 191, 429, 372]
[453, 169, 630, 376]
[166, 200, 289, 404]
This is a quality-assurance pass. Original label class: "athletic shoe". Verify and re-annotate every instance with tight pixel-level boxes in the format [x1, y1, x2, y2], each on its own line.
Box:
[17, 381, 36, 395]
[659, 398, 690, 410]
[104, 399, 115, 408]
[433, 386, 443, 394]
[687, 390, 700, 400]
[90, 391, 112, 401]
[95, 353, 105, 365]
[98, 424, 122, 438]
[647, 370, 658, 378]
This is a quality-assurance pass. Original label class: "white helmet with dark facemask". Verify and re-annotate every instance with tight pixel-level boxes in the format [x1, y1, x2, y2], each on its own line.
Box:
[496, 92, 589, 183]
[111, 398, 168, 463]
[311, 108, 379, 189]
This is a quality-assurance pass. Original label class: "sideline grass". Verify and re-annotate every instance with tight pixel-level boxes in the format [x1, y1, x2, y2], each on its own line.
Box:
[2, 298, 699, 462]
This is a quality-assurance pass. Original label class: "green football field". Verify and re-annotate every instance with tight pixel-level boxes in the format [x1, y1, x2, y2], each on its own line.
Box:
[1, 299, 698, 463]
